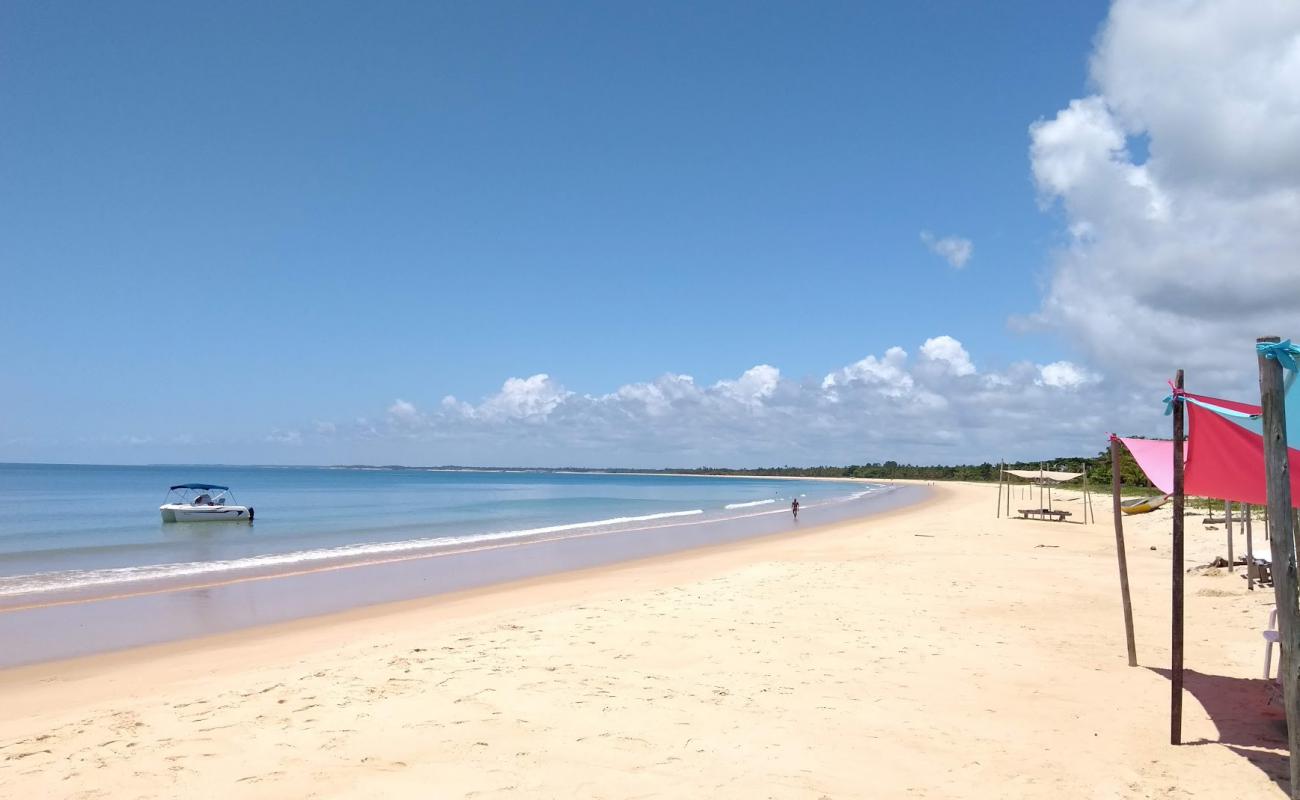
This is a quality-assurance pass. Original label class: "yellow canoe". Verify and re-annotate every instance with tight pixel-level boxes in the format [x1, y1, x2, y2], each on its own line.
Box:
[1120, 495, 1170, 515]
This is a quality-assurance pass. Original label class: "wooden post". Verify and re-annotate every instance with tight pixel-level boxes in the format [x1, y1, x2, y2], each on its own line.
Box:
[1257, 336, 1300, 799]
[1171, 368, 1185, 745]
[1047, 465, 1054, 513]
[1039, 463, 1045, 513]
[1111, 437, 1137, 667]
[1246, 504, 1256, 591]
[1085, 465, 1095, 525]
[1227, 499, 1237, 569]
[996, 463, 1003, 518]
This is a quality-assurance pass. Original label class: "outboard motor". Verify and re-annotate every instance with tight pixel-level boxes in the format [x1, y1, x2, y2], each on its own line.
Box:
[248, 507, 255, 522]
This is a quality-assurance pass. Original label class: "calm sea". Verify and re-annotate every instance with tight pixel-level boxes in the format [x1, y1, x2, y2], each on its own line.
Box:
[0, 463, 886, 607]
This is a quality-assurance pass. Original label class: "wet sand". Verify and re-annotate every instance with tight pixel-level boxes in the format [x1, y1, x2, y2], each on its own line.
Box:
[0, 482, 1286, 798]
[0, 483, 924, 667]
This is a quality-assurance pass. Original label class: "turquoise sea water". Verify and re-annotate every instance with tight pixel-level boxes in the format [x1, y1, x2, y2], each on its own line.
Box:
[0, 463, 884, 605]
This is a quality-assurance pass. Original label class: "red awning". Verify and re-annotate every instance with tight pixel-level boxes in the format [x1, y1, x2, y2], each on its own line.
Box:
[1183, 392, 1300, 506]
[1118, 390, 1299, 506]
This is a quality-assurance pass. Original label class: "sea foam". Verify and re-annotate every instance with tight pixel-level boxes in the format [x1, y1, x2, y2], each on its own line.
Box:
[0, 508, 705, 599]
[723, 499, 777, 510]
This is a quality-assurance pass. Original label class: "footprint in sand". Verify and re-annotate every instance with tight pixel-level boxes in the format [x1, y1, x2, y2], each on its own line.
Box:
[236, 770, 286, 783]
[360, 756, 408, 771]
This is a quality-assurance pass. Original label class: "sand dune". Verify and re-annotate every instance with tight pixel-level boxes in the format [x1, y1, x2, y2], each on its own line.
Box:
[0, 482, 1286, 798]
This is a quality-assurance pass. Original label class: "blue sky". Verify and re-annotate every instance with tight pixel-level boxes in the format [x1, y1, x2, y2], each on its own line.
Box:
[6, 1, 1292, 466]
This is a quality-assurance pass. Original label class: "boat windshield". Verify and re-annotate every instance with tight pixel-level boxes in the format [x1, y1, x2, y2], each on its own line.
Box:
[163, 484, 235, 506]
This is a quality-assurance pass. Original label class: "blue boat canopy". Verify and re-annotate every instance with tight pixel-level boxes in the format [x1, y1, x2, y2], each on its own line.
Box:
[169, 483, 229, 491]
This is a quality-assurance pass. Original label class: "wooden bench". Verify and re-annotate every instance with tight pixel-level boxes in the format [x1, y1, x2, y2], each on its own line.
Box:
[1018, 508, 1072, 522]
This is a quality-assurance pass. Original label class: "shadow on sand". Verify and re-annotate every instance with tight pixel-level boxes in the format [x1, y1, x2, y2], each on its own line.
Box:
[1148, 666, 1290, 793]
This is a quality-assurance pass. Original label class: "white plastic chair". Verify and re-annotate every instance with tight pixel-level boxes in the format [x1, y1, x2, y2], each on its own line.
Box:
[1264, 607, 1280, 679]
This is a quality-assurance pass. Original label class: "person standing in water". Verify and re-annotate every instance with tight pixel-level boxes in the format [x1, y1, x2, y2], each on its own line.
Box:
[791, 497, 800, 519]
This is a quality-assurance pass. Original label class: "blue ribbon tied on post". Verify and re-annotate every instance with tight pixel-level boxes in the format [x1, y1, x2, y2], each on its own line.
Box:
[1162, 379, 1185, 416]
[1258, 339, 1300, 371]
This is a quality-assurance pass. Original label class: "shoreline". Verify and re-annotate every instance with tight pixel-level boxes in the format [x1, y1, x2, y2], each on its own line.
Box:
[0, 482, 939, 690]
[1, 481, 1283, 798]
[0, 482, 927, 669]
[0, 469, 881, 610]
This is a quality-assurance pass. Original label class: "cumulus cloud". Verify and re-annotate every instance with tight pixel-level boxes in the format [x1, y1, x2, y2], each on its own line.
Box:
[1028, 0, 1300, 393]
[920, 231, 973, 268]
[265, 429, 302, 445]
[607, 373, 699, 417]
[474, 374, 572, 422]
[308, 336, 1136, 467]
[822, 347, 913, 397]
[387, 399, 421, 426]
[920, 335, 976, 376]
[713, 365, 781, 409]
[1036, 361, 1098, 389]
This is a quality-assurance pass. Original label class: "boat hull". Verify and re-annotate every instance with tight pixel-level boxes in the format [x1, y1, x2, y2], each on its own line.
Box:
[1120, 495, 1170, 515]
[160, 504, 250, 522]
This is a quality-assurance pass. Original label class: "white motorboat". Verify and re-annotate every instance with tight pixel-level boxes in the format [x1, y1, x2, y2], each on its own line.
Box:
[159, 483, 254, 522]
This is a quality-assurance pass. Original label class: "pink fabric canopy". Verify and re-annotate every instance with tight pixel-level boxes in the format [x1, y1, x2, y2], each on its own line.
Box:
[1183, 392, 1300, 506]
[1116, 436, 1183, 495]
[1118, 391, 1300, 506]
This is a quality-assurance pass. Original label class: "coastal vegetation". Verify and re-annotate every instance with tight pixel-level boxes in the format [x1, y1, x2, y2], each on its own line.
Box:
[659, 443, 1152, 488]
[337, 439, 1157, 489]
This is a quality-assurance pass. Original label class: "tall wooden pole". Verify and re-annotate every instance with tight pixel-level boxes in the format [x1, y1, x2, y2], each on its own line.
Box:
[996, 463, 1003, 518]
[1257, 336, 1300, 799]
[1111, 438, 1137, 667]
[1225, 500, 1235, 571]
[1085, 465, 1095, 525]
[1246, 504, 1256, 591]
[1171, 368, 1186, 745]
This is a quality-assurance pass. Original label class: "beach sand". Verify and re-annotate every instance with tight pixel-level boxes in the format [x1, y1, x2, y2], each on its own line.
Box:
[0, 481, 1286, 798]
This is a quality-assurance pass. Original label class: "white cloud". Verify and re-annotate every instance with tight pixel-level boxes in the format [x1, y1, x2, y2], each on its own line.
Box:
[713, 364, 781, 408]
[307, 336, 1140, 467]
[920, 335, 976, 376]
[608, 373, 699, 417]
[478, 374, 572, 421]
[1036, 361, 1098, 389]
[387, 399, 423, 429]
[265, 429, 302, 445]
[388, 399, 418, 419]
[1028, 0, 1300, 394]
[920, 231, 973, 268]
[822, 346, 913, 396]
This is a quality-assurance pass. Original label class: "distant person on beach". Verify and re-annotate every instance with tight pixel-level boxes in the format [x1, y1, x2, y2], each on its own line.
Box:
[791, 498, 799, 519]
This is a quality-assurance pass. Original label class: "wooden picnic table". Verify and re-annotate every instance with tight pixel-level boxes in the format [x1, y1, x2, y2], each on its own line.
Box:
[1018, 508, 1072, 522]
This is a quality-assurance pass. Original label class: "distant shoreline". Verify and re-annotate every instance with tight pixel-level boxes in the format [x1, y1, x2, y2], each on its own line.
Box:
[0, 481, 925, 667]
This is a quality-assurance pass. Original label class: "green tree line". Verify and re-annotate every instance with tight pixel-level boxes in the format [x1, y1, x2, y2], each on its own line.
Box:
[642, 438, 1156, 488]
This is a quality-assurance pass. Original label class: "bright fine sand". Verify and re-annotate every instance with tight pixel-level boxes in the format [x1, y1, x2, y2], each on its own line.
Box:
[0, 481, 1287, 798]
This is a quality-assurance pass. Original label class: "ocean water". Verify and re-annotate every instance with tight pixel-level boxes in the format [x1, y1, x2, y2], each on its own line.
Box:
[0, 463, 885, 607]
